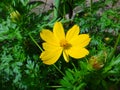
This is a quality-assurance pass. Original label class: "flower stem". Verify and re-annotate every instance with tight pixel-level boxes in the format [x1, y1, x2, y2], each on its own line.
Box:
[108, 33, 120, 60]
[29, 34, 43, 52]
[71, 61, 77, 72]
[53, 64, 65, 76]
[53, 0, 60, 19]
[90, 0, 93, 15]
[63, 1, 66, 19]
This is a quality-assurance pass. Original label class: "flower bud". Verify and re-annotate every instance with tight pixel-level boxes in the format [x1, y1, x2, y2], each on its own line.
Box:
[89, 56, 104, 70]
[104, 37, 110, 41]
[10, 10, 21, 22]
[89, 51, 107, 70]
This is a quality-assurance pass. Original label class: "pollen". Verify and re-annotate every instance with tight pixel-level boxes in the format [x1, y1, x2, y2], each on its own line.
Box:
[60, 39, 71, 49]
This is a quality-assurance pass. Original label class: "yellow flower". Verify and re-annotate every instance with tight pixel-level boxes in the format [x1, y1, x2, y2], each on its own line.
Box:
[10, 10, 21, 22]
[40, 22, 91, 65]
[104, 37, 110, 41]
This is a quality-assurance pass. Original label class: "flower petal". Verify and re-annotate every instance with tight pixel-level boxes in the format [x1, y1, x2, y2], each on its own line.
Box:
[42, 43, 61, 50]
[40, 29, 58, 45]
[69, 34, 91, 47]
[66, 25, 80, 41]
[68, 47, 89, 59]
[63, 50, 69, 62]
[53, 22, 65, 41]
[40, 48, 62, 65]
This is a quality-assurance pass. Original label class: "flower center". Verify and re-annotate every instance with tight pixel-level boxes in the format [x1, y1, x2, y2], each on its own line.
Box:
[60, 39, 71, 49]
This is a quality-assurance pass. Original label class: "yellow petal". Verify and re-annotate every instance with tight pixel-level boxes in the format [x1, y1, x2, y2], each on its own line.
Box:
[40, 29, 58, 45]
[70, 34, 91, 47]
[66, 25, 80, 41]
[40, 48, 61, 61]
[63, 50, 69, 62]
[40, 48, 62, 65]
[53, 22, 65, 41]
[42, 43, 61, 50]
[68, 47, 89, 59]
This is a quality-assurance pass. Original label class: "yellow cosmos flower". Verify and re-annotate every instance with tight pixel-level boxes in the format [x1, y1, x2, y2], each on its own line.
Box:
[40, 22, 91, 65]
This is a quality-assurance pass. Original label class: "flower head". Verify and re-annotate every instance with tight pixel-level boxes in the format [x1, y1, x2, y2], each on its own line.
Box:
[88, 51, 107, 70]
[10, 10, 21, 22]
[89, 56, 104, 70]
[40, 22, 91, 65]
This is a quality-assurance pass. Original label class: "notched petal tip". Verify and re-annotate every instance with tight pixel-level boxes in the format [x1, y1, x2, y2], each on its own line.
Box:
[40, 29, 52, 39]
[70, 34, 91, 47]
[40, 29, 59, 45]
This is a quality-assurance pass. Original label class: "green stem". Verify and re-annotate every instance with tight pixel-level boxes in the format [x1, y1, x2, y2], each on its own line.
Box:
[29, 34, 43, 52]
[90, 0, 93, 30]
[108, 33, 120, 60]
[53, 64, 65, 76]
[63, 1, 66, 19]
[54, 0, 60, 19]
[90, 0, 93, 15]
[71, 61, 77, 72]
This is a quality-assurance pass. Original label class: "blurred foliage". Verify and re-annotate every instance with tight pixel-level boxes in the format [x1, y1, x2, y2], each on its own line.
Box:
[0, 0, 120, 90]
